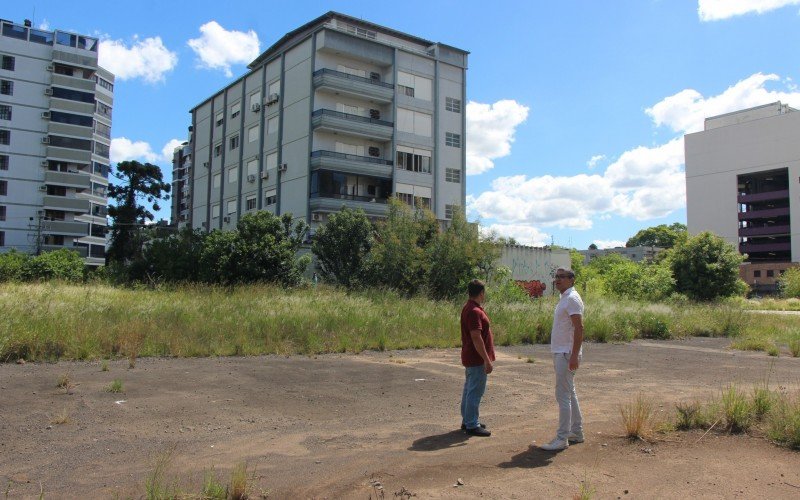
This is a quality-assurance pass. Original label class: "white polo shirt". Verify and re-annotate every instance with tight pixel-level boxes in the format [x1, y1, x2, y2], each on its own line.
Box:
[550, 286, 584, 354]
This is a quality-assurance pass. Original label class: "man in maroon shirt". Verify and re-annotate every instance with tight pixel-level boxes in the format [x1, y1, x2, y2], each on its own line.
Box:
[460, 279, 495, 437]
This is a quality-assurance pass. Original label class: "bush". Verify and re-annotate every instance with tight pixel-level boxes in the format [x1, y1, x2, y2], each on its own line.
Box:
[779, 266, 800, 299]
[671, 232, 746, 301]
[0, 250, 31, 281]
[311, 207, 373, 288]
[21, 249, 85, 282]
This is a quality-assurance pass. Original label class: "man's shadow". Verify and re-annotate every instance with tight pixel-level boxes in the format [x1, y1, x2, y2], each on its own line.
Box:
[497, 446, 560, 469]
[408, 430, 470, 451]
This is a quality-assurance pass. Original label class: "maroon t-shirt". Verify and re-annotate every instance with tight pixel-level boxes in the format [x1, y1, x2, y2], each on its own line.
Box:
[460, 299, 496, 367]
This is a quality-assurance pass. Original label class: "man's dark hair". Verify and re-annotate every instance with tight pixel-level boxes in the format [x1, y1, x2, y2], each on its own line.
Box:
[467, 279, 485, 298]
[557, 268, 576, 279]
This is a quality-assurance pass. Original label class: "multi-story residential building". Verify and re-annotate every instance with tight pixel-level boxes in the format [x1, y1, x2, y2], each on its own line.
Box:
[176, 12, 467, 234]
[0, 18, 113, 266]
[578, 245, 664, 265]
[685, 101, 800, 293]
[171, 133, 192, 228]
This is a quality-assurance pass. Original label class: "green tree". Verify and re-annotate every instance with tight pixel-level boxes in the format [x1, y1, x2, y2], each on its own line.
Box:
[366, 198, 437, 295]
[0, 250, 31, 282]
[107, 161, 171, 264]
[670, 231, 746, 301]
[21, 249, 85, 282]
[142, 227, 208, 283]
[426, 209, 499, 299]
[588, 243, 598, 250]
[311, 207, 373, 288]
[778, 266, 800, 298]
[626, 223, 687, 249]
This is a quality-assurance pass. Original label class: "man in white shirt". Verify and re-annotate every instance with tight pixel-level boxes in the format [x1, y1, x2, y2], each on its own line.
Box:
[539, 267, 585, 451]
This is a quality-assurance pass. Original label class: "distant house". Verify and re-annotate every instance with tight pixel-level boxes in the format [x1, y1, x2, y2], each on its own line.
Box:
[578, 246, 664, 265]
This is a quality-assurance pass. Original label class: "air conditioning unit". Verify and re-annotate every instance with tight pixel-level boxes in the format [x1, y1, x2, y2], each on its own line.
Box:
[39, 185, 47, 192]
[203, 161, 209, 168]
[44, 88, 53, 96]
[368, 147, 380, 157]
[247, 174, 256, 183]
[278, 163, 287, 173]
[46, 64, 54, 72]
[311, 213, 323, 222]
[369, 109, 380, 119]
[41, 136, 50, 144]
[223, 216, 231, 223]
[370, 72, 381, 81]
[267, 93, 279, 105]
[250, 102, 261, 112]
[260, 171, 269, 180]
[40, 160, 49, 167]
[41, 111, 51, 119]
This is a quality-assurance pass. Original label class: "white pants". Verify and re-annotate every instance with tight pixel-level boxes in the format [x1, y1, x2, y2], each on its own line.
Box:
[554, 352, 583, 440]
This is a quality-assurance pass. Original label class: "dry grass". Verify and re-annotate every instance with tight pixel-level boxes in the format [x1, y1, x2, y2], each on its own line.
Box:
[56, 372, 74, 394]
[50, 407, 71, 425]
[229, 462, 250, 500]
[620, 393, 655, 440]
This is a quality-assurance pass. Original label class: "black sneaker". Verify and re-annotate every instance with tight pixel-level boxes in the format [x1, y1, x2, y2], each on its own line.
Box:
[465, 426, 491, 437]
[460, 423, 486, 431]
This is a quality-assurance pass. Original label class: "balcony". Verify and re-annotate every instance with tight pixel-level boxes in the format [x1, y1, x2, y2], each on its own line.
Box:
[738, 225, 791, 237]
[740, 242, 792, 254]
[310, 150, 393, 178]
[43, 195, 91, 213]
[313, 68, 394, 103]
[311, 109, 393, 141]
[737, 189, 789, 204]
[41, 220, 89, 237]
[309, 195, 389, 217]
[45, 170, 91, 190]
[738, 207, 790, 221]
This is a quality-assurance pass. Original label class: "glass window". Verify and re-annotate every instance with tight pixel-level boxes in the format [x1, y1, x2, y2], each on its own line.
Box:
[0, 105, 10, 121]
[52, 87, 95, 104]
[215, 112, 223, 127]
[445, 97, 462, 113]
[268, 80, 280, 96]
[49, 135, 92, 151]
[226, 200, 236, 215]
[267, 117, 278, 135]
[0, 180, 7, 196]
[94, 141, 110, 158]
[29, 29, 54, 45]
[78, 36, 98, 51]
[229, 135, 239, 150]
[94, 121, 112, 138]
[0, 80, 13, 95]
[50, 111, 93, 127]
[248, 126, 259, 143]
[1, 55, 14, 71]
[265, 189, 277, 205]
[211, 204, 220, 218]
[228, 166, 238, 183]
[0, 129, 9, 145]
[56, 32, 77, 47]
[214, 144, 222, 157]
[230, 102, 240, 119]
[2, 23, 27, 40]
[0, 231, 4, 246]
[767, 270, 775, 278]
[96, 101, 112, 119]
[212, 173, 221, 188]
[0, 205, 5, 221]
[0, 155, 7, 170]
[246, 196, 256, 211]
[445, 168, 461, 183]
[97, 78, 114, 91]
[445, 132, 461, 148]
[247, 159, 258, 176]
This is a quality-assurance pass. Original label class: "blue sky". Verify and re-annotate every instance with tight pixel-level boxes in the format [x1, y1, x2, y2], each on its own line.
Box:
[8, 0, 800, 249]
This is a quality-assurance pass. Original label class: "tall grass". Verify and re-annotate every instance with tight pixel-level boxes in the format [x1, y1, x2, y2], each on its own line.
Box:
[3, 283, 800, 361]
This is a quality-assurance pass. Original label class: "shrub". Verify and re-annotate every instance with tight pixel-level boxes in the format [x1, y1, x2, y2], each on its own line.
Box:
[0, 250, 31, 281]
[20, 249, 85, 282]
[311, 207, 374, 288]
[670, 232, 745, 301]
[779, 266, 800, 299]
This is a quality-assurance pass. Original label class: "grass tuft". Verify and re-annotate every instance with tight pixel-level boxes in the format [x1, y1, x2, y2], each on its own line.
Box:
[789, 338, 800, 358]
[106, 379, 123, 393]
[56, 372, 74, 393]
[144, 448, 178, 500]
[767, 393, 800, 449]
[721, 385, 753, 433]
[228, 461, 250, 500]
[201, 467, 227, 499]
[50, 407, 71, 425]
[101, 360, 109, 372]
[620, 393, 655, 440]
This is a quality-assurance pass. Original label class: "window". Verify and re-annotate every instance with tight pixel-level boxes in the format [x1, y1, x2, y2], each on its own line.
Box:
[0, 129, 8, 145]
[397, 72, 432, 100]
[0, 80, 11, 95]
[50, 135, 92, 151]
[94, 141, 110, 158]
[268, 80, 280, 97]
[0, 231, 4, 246]
[229, 135, 239, 150]
[215, 112, 224, 127]
[50, 111, 94, 127]
[445, 205, 459, 220]
[96, 101, 112, 119]
[214, 143, 222, 157]
[767, 270, 775, 278]
[97, 77, 114, 91]
[29, 29, 53, 46]
[94, 121, 111, 138]
[0, 105, 10, 120]
[0, 155, 7, 170]
[248, 126, 259, 143]
[212, 173, 221, 188]
[0, 205, 5, 221]
[265, 189, 277, 205]
[211, 203, 220, 219]
[397, 108, 432, 137]
[337, 103, 361, 115]
[396, 147, 432, 173]
[267, 116, 279, 135]
[0, 180, 6, 196]
[1, 55, 15, 71]
[445, 97, 462, 113]
[246, 196, 256, 211]
[249, 92, 261, 109]
[230, 102, 240, 119]
[52, 86, 95, 103]
[265, 152, 278, 171]
[226, 200, 236, 215]
[445, 132, 461, 148]
[395, 183, 431, 209]
[753, 270, 761, 278]
[337, 64, 366, 78]
[335, 141, 364, 156]
[445, 168, 461, 183]
[228, 166, 238, 183]
[247, 159, 258, 176]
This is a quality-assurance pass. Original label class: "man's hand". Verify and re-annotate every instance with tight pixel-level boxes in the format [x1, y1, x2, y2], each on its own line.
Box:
[569, 353, 580, 371]
[484, 360, 493, 374]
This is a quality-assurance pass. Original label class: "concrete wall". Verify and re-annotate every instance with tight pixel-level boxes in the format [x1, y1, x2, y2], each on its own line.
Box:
[498, 245, 572, 291]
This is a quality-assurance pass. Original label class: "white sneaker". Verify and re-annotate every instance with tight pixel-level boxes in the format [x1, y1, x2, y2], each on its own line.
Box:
[568, 432, 584, 443]
[539, 438, 568, 451]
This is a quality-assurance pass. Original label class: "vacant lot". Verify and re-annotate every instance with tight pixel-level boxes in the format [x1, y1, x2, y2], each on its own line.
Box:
[1, 338, 799, 499]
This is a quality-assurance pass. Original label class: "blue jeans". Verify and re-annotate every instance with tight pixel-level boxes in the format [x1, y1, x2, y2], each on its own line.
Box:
[461, 365, 487, 429]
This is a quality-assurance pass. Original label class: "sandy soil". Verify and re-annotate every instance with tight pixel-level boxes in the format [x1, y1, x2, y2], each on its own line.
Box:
[2, 337, 800, 499]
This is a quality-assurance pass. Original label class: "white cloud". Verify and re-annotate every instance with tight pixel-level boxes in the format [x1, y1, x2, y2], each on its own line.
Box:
[698, 0, 800, 21]
[593, 240, 626, 249]
[111, 137, 182, 164]
[481, 223, 551, 247]
[99, 36, 178, 83]
[466, 100, 529, 175]
[587, 154, 605, 169]
[187, 21, 260, 77]
[646, 73, 800, 134]
[37, 19, 50, 31]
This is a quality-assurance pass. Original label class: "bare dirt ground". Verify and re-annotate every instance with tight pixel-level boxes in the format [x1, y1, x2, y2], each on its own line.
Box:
[2, 338, 800, 499]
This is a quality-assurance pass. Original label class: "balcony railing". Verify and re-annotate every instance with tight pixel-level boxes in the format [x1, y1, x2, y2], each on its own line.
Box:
[738, 189, 790, 204]
[738, 225, 791, 237]
[311, 192, 389, 204]
[311, 108, 393, 127]
[738, 207, 790, 221]
[312, 68, 394, 88]
[310, 150, 392, 166]
[740, 242, 792, 254]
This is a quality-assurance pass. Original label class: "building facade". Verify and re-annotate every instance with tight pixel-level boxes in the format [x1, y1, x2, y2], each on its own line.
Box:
[0, 18, 113, 266]
[578, 245, 664, 265]
[176, 12, 467, 233]
[685, 101, 800, 292]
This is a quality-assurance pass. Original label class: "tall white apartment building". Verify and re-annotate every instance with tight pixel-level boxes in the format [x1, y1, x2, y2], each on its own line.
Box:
[175, 12, 467, 232]
[0, 18, 113, 266]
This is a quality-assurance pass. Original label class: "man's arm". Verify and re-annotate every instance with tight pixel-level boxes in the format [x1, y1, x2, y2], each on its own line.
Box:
[569, 314, 584, 371]
[470, 329, 493, 374]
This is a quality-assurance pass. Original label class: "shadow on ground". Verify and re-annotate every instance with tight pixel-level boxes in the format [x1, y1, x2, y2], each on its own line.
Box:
[497, 446, 560, 469]
[409, 430, 470, 451]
